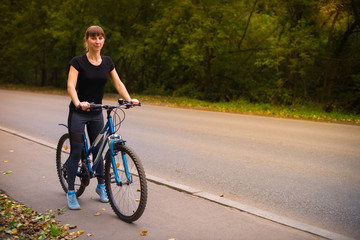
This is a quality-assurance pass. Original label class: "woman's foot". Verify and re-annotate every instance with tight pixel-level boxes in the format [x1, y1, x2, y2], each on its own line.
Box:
[96, 184, 109, 203]
[67, 191, 81, 210]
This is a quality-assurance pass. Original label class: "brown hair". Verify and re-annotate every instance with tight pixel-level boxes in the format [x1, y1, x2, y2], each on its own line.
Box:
[84, 25, 105, 52]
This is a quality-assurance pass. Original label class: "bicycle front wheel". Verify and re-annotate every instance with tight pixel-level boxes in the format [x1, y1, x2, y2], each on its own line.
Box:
[56, 133, 86, 197]
[105, 144, 147, 223]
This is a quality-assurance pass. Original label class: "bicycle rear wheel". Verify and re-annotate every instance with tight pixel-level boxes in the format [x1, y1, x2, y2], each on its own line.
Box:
[56, 133, 86, 197]
[104, 144, 147, 223]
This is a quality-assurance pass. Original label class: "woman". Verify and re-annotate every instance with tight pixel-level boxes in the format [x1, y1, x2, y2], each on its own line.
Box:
[66, 25, 138, 210]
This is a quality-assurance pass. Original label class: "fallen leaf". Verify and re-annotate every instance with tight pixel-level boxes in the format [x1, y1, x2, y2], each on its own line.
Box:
[87, 233, 93, 237]
[220, 194, 224, 197]
[3, 170, 13, 175]
[76, 230, 84, 236]
[69, 225, 77, 229]
[168, 238, 176, 240]
[3, 161, 8, 163]
[140, 230, 148, 236]
[101, 208, 106, 211]
[94, 211, 101, 216]
[9, 150, 14, 153]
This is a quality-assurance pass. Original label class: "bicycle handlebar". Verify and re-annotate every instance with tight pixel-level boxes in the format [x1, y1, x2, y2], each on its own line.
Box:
[75, 99, 141, 111]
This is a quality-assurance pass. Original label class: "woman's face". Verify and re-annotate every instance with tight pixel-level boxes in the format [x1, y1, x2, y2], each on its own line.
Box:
[86, 35, 104, 52]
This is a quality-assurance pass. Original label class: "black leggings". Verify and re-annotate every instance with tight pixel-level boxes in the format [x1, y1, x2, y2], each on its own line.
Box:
[67, 109, 104, 191]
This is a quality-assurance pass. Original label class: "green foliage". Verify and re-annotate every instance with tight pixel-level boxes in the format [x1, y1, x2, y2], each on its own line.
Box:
[0, 0, 359, 113]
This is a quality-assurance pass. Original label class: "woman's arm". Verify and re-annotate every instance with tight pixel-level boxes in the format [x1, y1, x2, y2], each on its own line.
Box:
[110, 69, 139, 104]
[67, 65, 89, 110]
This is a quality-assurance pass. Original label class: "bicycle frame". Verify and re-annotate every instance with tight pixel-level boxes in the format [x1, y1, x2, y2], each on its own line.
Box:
[80, 108, 132, 186]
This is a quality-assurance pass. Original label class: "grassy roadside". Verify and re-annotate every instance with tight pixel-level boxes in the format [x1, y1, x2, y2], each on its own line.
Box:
[131, 95, 360, 125]
[1, 84, 359, 125]
[0, 191, 85, 239]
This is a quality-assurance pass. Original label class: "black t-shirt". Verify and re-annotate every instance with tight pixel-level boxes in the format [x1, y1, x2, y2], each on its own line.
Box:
[69, 54, 115, 110]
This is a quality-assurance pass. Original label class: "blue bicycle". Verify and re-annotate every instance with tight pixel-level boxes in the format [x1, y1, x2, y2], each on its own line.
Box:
[56, 99, 147, 222]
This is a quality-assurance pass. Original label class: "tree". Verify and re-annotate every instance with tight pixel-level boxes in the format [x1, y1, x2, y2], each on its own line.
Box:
[0, 0, 359, 113]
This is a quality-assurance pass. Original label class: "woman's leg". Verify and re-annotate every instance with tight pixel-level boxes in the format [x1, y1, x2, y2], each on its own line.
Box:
[66, 109, 87, 209]
[87, 112, 108, 202]
[86, 112, 105, 184]
[67, 110, 86, 191]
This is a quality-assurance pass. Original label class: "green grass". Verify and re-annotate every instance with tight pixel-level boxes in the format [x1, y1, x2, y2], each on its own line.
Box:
[127, 94, 360, 125]
[1, 84, 359, 125]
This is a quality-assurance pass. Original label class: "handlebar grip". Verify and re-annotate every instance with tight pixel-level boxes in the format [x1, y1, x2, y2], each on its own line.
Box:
[89, 103, 103, 111]
[76, 103, 102, 111]
[118, 98, 141, 108]
[125, 102, 141, 109]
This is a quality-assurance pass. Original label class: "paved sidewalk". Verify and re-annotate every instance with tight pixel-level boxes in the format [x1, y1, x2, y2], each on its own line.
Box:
[0, 130, 324, 240]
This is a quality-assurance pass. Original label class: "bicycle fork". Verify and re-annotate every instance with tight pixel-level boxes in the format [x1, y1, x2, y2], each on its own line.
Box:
[109, 137, 132, 186]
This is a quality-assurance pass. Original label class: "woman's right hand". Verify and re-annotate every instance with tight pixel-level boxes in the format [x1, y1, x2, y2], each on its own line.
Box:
[77, 101, 90, 111]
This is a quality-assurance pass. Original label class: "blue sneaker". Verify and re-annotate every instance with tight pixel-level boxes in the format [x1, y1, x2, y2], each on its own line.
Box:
[96, 184, 109, 203]
[67, 191, 81, 210]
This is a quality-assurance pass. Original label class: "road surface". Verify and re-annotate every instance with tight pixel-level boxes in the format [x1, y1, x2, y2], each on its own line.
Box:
[0, 89, 359, 239]
[0, 129, 326, 240]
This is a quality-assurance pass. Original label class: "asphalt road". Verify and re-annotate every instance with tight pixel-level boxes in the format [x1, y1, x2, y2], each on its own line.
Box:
[0, 129, 326, 240]
[1, 89, 359, 239]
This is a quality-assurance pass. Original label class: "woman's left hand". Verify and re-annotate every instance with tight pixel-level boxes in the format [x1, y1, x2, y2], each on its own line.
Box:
[130, 99, 139, 105]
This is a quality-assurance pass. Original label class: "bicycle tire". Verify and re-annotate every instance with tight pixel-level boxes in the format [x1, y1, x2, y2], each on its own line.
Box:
[104, 144, 147, 222]
[56, 133, 86, 197]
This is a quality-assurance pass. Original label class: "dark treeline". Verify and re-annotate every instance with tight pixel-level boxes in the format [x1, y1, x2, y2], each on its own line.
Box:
[1, 0, 360, 113]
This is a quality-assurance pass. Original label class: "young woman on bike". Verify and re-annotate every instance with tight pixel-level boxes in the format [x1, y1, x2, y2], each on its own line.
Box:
[66, 25, 139, 210]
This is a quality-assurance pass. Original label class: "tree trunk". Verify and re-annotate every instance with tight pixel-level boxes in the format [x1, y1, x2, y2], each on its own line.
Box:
[41, 48, 46, 87]
[322, 7, 341, 102]
[202, 46, 214, 100]
[238, 0, 258, 50]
